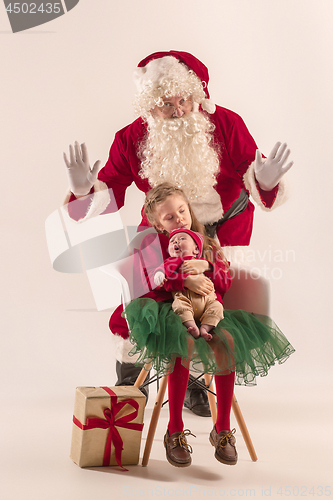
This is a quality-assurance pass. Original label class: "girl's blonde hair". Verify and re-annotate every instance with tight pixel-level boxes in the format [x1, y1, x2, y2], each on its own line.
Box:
[144, 182, 228, 266]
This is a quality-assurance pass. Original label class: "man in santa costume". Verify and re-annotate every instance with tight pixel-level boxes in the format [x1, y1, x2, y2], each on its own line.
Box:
[64, 50, 293, 416]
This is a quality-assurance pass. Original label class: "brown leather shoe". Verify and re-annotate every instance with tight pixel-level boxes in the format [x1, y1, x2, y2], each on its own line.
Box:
[164, 429, 196, 467]
[209, 426, 238, 465]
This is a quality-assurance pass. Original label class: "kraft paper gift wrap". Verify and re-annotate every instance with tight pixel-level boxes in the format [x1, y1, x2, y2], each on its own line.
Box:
[70, 386, 145, 468]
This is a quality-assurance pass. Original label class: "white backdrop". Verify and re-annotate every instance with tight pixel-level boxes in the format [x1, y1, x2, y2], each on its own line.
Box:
[1, 0, 332, 497]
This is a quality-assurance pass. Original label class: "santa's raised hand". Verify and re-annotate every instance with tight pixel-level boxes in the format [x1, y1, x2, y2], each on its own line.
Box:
[254, 142, 293, 191]
[63, 141, 101, 197]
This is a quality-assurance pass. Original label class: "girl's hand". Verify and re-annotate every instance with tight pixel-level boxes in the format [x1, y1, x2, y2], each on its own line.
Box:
[181, 259, 210, 275]
[184, 274, 214, 296]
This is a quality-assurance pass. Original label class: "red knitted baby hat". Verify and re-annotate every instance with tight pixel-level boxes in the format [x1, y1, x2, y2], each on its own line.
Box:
[169, 228, 204, 258]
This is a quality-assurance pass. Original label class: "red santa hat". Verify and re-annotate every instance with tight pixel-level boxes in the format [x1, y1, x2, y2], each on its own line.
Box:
[134, 50, 216, 114]
[169, 228, 204, 258]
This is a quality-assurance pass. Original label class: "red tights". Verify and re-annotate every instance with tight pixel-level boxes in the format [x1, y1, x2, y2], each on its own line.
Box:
[167, 357, 235, 435]
[167, 357, 190, 435]
[214, 370, 235, 433]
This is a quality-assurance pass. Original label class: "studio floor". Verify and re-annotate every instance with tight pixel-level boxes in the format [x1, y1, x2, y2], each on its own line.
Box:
[2, 376, 332, 500]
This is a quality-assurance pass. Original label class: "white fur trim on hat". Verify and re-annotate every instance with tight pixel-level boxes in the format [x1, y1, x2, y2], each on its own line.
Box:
[134, 56, 189, 93]
[63, 179, 111, 222]
[243, 160, 288, 211]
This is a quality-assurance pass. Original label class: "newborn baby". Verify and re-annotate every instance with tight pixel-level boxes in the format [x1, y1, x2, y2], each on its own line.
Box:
[154, 228, 224, 341]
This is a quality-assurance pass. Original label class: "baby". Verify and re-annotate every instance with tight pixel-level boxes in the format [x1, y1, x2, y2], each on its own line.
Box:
[154, 228, 224, 341]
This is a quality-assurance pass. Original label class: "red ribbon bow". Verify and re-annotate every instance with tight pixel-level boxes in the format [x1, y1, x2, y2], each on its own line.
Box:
[73, 387, 144, 470]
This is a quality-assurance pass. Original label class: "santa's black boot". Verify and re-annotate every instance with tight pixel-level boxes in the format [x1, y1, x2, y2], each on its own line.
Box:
[115, 360, 150, 401]
[184, 374, 211, 417]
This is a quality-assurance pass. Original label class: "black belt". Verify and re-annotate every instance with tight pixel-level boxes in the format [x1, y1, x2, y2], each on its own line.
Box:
[204, 189, 249, 239]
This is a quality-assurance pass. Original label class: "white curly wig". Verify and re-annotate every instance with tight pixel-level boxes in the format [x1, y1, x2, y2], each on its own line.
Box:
[133, 56, 213, 120]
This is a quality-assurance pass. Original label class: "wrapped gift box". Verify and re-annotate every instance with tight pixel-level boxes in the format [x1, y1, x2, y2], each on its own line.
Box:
[70, 386, 145, 468]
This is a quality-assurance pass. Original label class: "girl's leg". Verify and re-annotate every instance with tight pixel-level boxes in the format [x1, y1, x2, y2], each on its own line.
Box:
[210, 371, 238, 465]
[208, 330, 238, 464]
[168, 356, 190, 435]
[164, 357, 194, 467]
[210, 329, 235, 432]
[214, 371, 235, 433]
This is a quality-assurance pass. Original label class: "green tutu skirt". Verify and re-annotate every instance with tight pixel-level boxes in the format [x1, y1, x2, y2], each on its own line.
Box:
[123, 298, 295, 386]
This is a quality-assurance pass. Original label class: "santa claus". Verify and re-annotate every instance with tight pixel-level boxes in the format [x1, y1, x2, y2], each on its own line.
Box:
[64, 50, 293, 416]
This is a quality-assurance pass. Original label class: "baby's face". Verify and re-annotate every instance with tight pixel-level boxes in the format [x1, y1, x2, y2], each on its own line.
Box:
[168, 232, 198, 258]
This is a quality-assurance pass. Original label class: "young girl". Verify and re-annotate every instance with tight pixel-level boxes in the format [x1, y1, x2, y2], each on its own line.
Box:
[124, 182, 295, 468]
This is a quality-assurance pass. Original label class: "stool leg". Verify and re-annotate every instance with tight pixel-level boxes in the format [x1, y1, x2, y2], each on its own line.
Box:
[134, 361, 153, 389]
[204, 373, 217, 425]
[232, 393, 257, 461]
[142, 375, 168, 467]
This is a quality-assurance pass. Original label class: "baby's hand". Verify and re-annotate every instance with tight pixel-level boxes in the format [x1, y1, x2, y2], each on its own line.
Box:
[181, 259, 209, 275]
[154, 271, 166, 287]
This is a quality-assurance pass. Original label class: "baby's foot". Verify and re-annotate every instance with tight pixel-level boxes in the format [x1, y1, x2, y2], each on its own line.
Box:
[184, 320, 200, 339]
[200, 325, 213, 342]
[187, 325, 200, 339]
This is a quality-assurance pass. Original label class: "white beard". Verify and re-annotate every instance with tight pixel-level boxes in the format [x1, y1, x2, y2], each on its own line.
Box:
[139, 112, 221, 204]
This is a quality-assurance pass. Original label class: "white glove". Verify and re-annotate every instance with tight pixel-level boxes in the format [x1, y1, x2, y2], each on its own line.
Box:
[63, 142, 101, 197]
[254, 142, 293, 191]
[154, 271, 166, 287]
